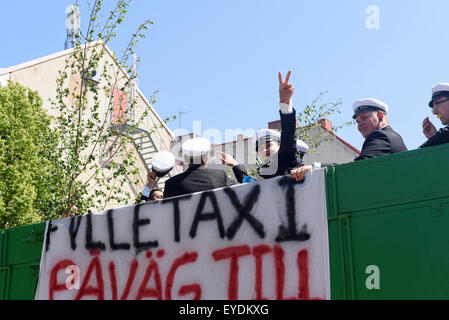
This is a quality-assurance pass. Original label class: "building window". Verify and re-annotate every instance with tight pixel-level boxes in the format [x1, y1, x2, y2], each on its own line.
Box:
[113, 88, 127, 124]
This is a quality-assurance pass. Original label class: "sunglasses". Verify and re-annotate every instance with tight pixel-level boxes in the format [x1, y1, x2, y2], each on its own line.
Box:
[433, 98, 449, 108]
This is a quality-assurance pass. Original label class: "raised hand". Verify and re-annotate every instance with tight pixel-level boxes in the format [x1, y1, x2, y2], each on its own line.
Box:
[278, 70, 294, 104]
[422, 116, 437, 139]
[147, 171, 157, 187]
[217, 151, 238, 167]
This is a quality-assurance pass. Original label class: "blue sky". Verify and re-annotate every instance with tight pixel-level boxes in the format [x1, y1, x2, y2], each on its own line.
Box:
[1, 0, 449, 150]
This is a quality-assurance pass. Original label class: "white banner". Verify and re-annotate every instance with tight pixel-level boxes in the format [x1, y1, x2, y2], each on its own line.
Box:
[35, 170, 330, 300]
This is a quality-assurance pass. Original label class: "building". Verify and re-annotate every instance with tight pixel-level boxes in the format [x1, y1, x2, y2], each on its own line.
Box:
[210, 118, 360, 177]
[0, 41, 180, 209]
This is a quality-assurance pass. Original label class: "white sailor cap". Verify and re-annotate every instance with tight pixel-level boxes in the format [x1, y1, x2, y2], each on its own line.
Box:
[255, 129, 281, 141]
[182, 137, 211, 158]
[150, 151, 175, 177]
[352, 98, 389, 119]
[255, 129, 281, 151]
[429, 83, 449, 108]
[296, 139, 309, 153]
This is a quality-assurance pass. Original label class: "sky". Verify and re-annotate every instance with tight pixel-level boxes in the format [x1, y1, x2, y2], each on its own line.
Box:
[1, 0, 449, 150]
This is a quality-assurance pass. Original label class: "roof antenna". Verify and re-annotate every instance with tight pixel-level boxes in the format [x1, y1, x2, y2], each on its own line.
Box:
[65, 5, 81, 49]
[178, 110, 192, 129]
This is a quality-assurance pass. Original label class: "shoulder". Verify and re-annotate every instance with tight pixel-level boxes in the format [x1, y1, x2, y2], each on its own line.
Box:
[380, 126, 407, 150]
[202, 168, 234, 183]
[359, 130, 391, 155]
[182, 167, 224, 177]
[381, 125, 403, 137]
[165, 172, 185, 185]
[202, 168, 229, 177]
[163, 176, 175, 190]
[366, 125, 404, 141]
[422, 125, 449, 147]
[434, 126, 449, 142]
[438, 125, 449, 134]
[364, 129, 390, 144]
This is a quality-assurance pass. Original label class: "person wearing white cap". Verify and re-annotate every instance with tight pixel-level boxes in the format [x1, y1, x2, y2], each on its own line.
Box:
[290, 140, 327, 182]
[421, 83, 449, 148]
[218, 70, 305, 181]
[163, 137, 237, 198]
[137, 151, 175, 203]
[296, 139, 309, 160]
[352, 98, 407, 161]
[148, 188, 164, 202]
[219, 138, 310, 182]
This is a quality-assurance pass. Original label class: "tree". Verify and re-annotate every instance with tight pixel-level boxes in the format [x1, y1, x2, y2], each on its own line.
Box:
[52, 0, 174, 217]
[0, 82, 65, 229]
[0, 1, 174, 227]
[296, 91, 353, 150]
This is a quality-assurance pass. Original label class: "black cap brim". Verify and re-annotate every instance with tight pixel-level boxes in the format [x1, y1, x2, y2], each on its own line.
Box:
[428, 91, 449, 108]
[255, 136, 280, 151]
[352, 106, 384, 119]
[153, 169, 172, 177]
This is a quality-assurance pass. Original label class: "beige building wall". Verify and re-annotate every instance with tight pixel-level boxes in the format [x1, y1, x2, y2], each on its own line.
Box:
[0, 42, 178, 210]
[299, 125, 360, 165]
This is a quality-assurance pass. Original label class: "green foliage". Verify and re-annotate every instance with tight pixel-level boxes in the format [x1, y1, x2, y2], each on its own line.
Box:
[247, 167, 263, 180]
[296, 92, 353, 151]
[0, 83, 65, 229]
[52, 0, 161, 217]
[0, 1, 176, 226]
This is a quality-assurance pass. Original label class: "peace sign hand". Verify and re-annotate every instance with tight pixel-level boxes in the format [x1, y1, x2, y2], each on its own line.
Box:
[278, 70, 294, 104]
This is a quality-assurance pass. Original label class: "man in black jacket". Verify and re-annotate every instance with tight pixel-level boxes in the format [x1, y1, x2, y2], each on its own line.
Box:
[421, 83, 449, 148]
[163, 137, 237, 199]
[291, 97, 408, 181]
[352, 98, 407, 161]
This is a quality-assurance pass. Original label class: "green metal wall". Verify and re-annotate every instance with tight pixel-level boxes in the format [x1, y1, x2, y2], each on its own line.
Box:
[0, 223, 45, 300]
[326, 142, 449, 299]
[2, 143, 449, 299]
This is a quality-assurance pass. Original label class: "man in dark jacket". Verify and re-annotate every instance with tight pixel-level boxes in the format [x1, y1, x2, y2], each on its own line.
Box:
[163, 137, 237, 199]
[352, 98, 407, 161]
[421, 83, 449, 148]
[291, 97, 407, 181]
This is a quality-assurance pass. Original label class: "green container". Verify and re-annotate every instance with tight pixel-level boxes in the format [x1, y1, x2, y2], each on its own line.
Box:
[0, 222, 45, 300]
[326, 143, 449, 299]
[2, 143, 449, 299]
